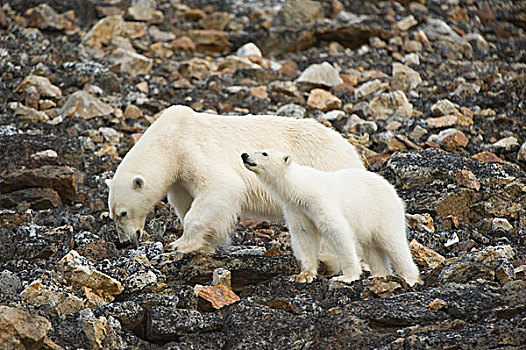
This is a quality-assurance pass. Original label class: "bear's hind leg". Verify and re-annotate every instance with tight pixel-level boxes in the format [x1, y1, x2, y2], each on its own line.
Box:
[363, 246, 392, 277]
[383, 237, 421, 286]
[167, 183, 193, 225]
[167, 186, 243, 253]
[314, 214, 362, 284]
[286, 211, 320, 283]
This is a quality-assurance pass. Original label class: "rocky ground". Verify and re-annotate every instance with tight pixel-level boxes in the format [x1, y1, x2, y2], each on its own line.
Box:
[1, 0, 526, 349]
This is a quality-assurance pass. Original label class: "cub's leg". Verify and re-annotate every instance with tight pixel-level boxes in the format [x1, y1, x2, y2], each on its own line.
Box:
[362, 246, 392, 277]
[167, 183, 243, 254]
[313, 211, 363, 283]
[285, 210, 321, 283]
[385, 239, 421, 286]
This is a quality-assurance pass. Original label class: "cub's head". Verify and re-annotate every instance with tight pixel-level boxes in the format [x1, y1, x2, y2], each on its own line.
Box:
[105, 175, 150, 248]
[241, 149, 292, 177]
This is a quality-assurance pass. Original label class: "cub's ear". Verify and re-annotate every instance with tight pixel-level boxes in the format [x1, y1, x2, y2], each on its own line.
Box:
[105, 179, 112, 188]
[284, 154, 292, 165]
[132, 176, 144, 189]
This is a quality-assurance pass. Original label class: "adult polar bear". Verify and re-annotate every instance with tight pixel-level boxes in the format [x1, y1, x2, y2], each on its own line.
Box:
[105, 105, 364, 258]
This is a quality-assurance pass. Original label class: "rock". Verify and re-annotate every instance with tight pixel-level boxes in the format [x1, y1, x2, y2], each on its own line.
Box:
[491, 136, 519, 151]
[60, 91, 114, 119]
[427, 114, 458, 129]
[25, 3, 72, 31]
[272, 0, 324, 28]
[406, 213, 435, 233]
[15, 75, 62, 98]
[236, 42, 262, 57]
[307, 89, 342, 112]
[148, 42, 173, 59]
[296, 62, 343, 88]
[368, 90, 413, 120]
[431, 99, 459, 116]
[391, 63, 422, 91]
[0, 270, 21, 294]
[31, 149, 58, 161]
[354, 79, 387, 99]
[439, 246, 515, 284]
[57, 250, 123, 302]
[362, 275, 406, 299]
[179, 57, 215, 81]
[126, 6, 163, 24]
[422, 19, 461, 41]
[82, 15, 124, 48]
[98, 127, 122, 144]
[121, 21, 147, 39]
[268, 81, 304, 104]
[455, 82, 481, 96]
[276, 104, 306, 119]
[195, 284, 240, 309]
[20, 276, 86, 315]
[428, 298, 447, 310]
[78, 308, 121, 350]
[442, 131, 469, 150]
[199, 11, 232, 31]
[492, 218, 513, 232]
[124, 105, 143, 119]
[187, 30, 232, 55]
[145, 307, 222, 342]
[148, 26, 175, 42]
[409, 239, 445, 269]
[396, 15, 417, 31]
[170, 36, 196, 53]
[107, 48, 153, 78]
[217, 56, 261, 72]
[124, 270, 158, 294]
[0, 187, 62, 210]
[10, 102, 48, 123]
[0, 165, 79, 203]
[0, 306, 52, 349]
[455, 169, 481, 191]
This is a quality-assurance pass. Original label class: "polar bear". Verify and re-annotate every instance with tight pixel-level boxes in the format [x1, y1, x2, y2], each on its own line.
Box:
[241, 149, 421, 286]
[105, 105, 364, 260]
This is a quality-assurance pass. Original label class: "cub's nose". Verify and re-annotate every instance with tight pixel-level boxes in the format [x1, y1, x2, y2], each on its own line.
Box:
[241, 153, 249, 161]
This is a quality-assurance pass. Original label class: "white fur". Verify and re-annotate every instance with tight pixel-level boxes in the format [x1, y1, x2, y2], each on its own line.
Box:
[242, 149, 421, 286]
[106, 105, 364, 258]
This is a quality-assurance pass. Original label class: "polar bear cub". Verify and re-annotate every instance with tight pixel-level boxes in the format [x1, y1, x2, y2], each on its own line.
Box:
[242, 149, 421, 286]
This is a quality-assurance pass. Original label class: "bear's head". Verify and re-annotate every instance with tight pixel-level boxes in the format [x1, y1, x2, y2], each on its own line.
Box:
[105, 175, 149, 248]
[241, 149, 292, 177]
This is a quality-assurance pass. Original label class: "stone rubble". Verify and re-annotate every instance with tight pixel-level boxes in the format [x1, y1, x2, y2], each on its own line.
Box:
[0, 0, 525, 348]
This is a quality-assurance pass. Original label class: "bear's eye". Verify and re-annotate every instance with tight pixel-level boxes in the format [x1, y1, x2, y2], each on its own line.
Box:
[120, 211, 127, 218]
[262, 152, 268, 156]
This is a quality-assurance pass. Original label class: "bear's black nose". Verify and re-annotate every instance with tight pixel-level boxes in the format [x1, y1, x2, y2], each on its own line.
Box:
[241, 153, 249, 161]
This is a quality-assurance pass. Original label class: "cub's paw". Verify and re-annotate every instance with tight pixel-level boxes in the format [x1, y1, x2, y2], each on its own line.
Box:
[330, 275, 360, 284]
[290, 272, 317, 283]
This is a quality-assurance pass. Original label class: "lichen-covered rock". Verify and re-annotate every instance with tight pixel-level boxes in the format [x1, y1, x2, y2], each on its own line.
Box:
[0, 306, 52, 350]
[60, 91, 114, 119]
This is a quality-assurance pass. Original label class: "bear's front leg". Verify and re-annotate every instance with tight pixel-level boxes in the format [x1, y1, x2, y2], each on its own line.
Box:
[286, 211, 321, 284]
[167, 186, 242, 254]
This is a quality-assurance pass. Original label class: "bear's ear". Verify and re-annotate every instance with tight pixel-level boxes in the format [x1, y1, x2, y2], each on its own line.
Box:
[105, 179, 112, 188]
[284, 154, 292, 165]
[132, 176, 144, 189]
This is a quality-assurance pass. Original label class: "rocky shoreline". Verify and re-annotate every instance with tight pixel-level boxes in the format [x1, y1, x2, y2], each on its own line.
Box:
[1, 0, 525, 349]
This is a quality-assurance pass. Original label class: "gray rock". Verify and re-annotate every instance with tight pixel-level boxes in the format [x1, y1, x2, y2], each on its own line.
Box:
[145, 306, 222, 342]
[296, 62, 343, 88]
[272, 0, 324, 28]
[0, 270, 21, 293]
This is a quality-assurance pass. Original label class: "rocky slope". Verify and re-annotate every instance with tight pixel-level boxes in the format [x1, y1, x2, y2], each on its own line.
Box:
[0, 0, 525, 349]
